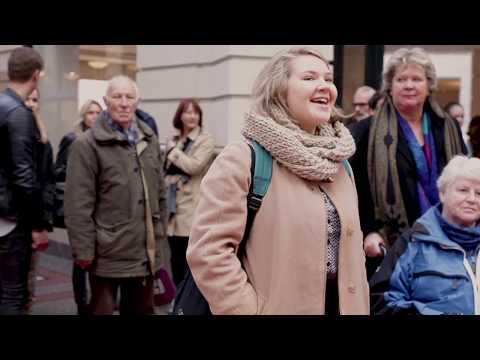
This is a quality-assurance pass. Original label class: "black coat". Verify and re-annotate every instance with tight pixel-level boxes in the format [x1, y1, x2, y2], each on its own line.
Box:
[0, 88, 54, 230]
[348, 102, 467, 238]
[53, 132, 77, 228]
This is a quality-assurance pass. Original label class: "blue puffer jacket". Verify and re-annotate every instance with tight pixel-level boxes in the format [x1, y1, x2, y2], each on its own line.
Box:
[384, 205, 479, 315]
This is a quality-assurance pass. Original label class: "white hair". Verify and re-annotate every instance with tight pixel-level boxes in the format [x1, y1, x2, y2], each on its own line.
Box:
[437, 156, 480, 194]
[354, 86, 376, 98]
[106, 75, 140, 100]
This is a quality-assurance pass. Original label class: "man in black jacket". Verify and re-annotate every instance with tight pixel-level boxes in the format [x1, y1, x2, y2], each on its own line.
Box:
[0, 47, 49, 315]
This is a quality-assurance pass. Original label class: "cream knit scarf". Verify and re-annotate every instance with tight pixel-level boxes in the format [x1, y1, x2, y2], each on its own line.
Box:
[241, 109, 356, 182]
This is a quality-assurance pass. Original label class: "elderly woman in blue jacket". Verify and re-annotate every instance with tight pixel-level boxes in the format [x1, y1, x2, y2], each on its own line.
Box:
[383, 155, 480, 315]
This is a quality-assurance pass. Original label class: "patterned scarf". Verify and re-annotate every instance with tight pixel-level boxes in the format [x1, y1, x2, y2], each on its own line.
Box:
[367, 95, 464, 245]
[397, 111, 439, 215]
[107, 115, 139, 146]
[241, 109, 355, 182]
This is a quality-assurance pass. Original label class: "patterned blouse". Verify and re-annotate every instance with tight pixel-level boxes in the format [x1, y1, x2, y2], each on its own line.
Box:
[320, 189, 340, 280]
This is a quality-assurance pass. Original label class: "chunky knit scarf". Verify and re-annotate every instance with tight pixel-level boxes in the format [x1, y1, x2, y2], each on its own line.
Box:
[241, 109, 356, 182]
[367, 95, 464, 245]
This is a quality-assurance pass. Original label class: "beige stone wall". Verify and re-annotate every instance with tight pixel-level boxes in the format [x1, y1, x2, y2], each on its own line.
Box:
[136, 45, 333, 147]
[35, 45, 80, 153]
[0, 45, 21, 91]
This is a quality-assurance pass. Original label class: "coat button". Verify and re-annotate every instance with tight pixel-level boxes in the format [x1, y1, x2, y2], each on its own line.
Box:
[348, 285, 356, 294]
[134, 167, 139, 172]
[346, 228, 354, 237]
[138, 199, 144, 205]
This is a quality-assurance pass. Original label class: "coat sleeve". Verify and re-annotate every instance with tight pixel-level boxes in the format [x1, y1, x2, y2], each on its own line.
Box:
[157, 145, 168, 238]
[54, 133, 76, 183]
[381, 239, 443, 315]
[7, 108, 45, 229]
[40, 142, 55, 231]
[64, 135, 98, 261]
[348, 118, 383, 236]
[186, 142, 260, 315]
[370, 231, 411, 314]
[382, 239, 417, 314]
[167, 134, 215, 176]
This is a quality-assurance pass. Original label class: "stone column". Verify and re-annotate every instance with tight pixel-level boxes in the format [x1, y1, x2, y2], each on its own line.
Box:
[35, 45, 80, 153]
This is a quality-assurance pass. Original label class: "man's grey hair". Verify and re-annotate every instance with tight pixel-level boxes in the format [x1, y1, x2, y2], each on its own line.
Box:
[354, 86, 376, 98]
[106, 75, 140, 100]
[437, 156, 480, 194]
[381, 47, 437, 95]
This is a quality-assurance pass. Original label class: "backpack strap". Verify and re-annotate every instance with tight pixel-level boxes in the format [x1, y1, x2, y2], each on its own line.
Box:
[249, 141, 273, 209]
[238, 141, 273, 257]
[342, 159, 352, 178]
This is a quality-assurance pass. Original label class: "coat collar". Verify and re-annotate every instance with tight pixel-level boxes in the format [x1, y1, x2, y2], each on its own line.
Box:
[91, 111, 154, 144]
[173, 126, 202, 143]
[5, 87, 26, 105]
[186, 126, 202, 141]
[412, 204, 463, 250]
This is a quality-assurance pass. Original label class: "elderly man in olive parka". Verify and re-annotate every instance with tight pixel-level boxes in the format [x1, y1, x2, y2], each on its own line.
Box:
[64, 76, 168, 315]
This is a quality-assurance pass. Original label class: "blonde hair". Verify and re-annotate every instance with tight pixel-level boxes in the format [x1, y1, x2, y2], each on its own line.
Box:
[251, 47, 345, 121]
[27, 89, 48, 144]
[73, 99, 103, 132]
[437, 156, 480, 194]
[381, 47, 437, 95]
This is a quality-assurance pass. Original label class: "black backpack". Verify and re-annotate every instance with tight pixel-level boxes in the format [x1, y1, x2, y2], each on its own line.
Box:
[172, 141, 272, 315]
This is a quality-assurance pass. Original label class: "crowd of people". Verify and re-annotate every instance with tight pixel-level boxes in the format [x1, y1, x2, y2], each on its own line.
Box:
[1, 45, 479, 315]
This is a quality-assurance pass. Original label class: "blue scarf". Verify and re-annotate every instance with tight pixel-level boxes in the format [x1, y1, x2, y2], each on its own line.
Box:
[434, 205, 480, 251]
[397, 112, 439, 215]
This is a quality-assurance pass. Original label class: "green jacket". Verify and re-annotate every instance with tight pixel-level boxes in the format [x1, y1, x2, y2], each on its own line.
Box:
[64, 112, 167, 278]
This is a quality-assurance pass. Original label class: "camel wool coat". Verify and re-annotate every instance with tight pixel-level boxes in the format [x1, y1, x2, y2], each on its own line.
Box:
[187, 141, 370, 315]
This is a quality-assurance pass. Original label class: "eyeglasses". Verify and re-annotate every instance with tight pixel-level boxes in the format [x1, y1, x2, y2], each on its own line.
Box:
[353, 102, 369, 107]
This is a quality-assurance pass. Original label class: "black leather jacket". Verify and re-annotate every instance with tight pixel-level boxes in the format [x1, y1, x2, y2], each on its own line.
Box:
[0, 88, 53, 230]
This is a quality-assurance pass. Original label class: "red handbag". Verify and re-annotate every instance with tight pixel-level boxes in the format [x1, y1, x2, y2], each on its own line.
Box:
[154, 267, 176, 306]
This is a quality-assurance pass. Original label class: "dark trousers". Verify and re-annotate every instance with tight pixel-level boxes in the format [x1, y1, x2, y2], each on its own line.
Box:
[88, 274, 154, 315]
[168, 236, 189, 286]
[0, 225, 32, 315]
[72, 263, 88, 314]
[324, 278, 339, 315]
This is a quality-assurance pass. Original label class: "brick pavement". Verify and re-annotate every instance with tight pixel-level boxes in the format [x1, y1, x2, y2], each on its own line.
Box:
[28, 230, 172, 315]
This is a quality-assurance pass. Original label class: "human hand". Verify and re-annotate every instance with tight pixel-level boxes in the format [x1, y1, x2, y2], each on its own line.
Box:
[31, 230, 49, 251]
[363, 232, 386, 258]
[75, 259, 93, 270]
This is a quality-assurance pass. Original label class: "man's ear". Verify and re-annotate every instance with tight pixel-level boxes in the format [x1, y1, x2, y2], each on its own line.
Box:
[31, 69, 41, 83]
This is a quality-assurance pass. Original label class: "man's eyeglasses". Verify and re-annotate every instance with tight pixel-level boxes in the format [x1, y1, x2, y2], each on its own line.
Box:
[353, 102, 369, 107]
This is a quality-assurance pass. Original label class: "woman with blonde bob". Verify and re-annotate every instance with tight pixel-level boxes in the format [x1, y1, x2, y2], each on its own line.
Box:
[186, 47, 369, 315]
[380, 156, 480, 315]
